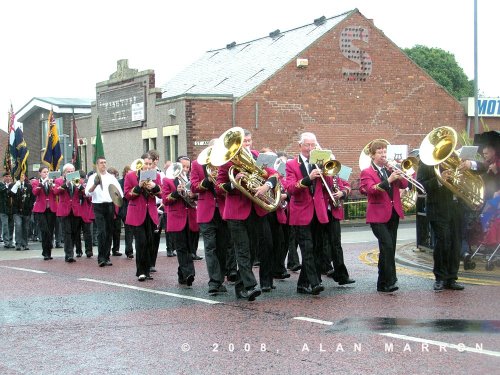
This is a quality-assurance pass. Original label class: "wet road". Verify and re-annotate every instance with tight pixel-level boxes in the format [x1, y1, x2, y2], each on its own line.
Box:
[1, 222, 499, 374]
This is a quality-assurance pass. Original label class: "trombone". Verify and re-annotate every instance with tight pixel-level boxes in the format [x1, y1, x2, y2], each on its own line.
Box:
[385, 157, 426, 194]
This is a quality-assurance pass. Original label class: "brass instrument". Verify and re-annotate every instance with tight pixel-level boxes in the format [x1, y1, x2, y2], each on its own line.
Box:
[196, 145, 218, 184]
[358, 139, 390, 171]
[273, 157, 288, 210]
[210, 127, 281, 212]
[419, 126, 485, 211]
[386, 157, 426, 194]
[131, 158, 144, 173]
[310, 148, 342, 208]
[165, 162, 197, 208]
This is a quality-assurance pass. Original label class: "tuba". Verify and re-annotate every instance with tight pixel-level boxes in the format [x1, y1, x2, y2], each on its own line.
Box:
[165, 162, 197, 208]
[131, 158, 144, 174]
[210, 127, 281, 212]
[419, 126, 485, 211]
[196, 145, 218, 184]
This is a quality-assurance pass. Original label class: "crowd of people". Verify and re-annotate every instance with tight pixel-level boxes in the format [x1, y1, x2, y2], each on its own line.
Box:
[1, 128, 497, 302]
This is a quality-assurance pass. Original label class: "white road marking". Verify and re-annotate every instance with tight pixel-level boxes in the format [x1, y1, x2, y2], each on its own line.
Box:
[293, 317, 333, 325]
[1, 266, 47, 274]
[380, 333, 500, 358]
[293, 317, 500, 358]
[79, 278, 220, 305]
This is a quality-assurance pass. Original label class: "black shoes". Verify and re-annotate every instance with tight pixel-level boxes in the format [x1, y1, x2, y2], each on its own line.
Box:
[126, 253, 134, 259]
[186, 275, 195, 287]
[105, 260, 113, 266]
[338, 278, 356, 285]
[378, 284, 399, 293]
[166, 250, 176, 257]
[191, 254, 203, 260]
[311, 284, 325, 295]
[246, 286, 261, 301]
[235, 287, 248, 299]
[227, 271, 238, 283]
[261, 285, 273, 293]
[445, 281, 465, 290]
[138, 274, 146, 281]
[297, 285, 312, 295]
[112, 251, 122, 256]
[99, 261, 106, 267]
[209, 285, 228, 295]
[65, 258, 76, 263]
[76, 252, 82, 258]
[86, 251, 94, 258]
[273, 272, 291, 280]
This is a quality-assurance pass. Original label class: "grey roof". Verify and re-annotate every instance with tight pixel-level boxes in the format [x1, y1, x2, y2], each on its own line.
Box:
[16, 97, 93, 123]
[161, 10, 355, 99]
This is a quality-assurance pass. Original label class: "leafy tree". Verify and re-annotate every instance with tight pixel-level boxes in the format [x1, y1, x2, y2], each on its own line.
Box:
[403, 45, 474, 100]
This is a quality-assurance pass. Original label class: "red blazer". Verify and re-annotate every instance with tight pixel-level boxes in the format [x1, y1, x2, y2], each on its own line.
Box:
[284, 156, 332, 225]
[124, 170, 162, 227]
[31, 179, 58, 213]
[80, 194, 95, 223]
[162, 177, 199, 232]
[216, 161, 278, 220]
[330, 177, 351, 220]
[54, 178, 83, 217]
[359, 164, 408, 223]
[190, 160, 225, 224]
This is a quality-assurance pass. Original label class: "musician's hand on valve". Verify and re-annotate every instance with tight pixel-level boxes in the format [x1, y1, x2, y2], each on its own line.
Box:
[441, 169, 453, 181]
[333, 190, 344, 199]
[235, 172, 245, 182]
[458, 160, 472, 171]
[309, 167, 321, 180]
[254, 183, 270, 197]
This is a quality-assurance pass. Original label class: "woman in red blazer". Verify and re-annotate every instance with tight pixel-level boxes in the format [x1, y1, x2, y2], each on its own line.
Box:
[359, 140, 407, 293]
[32, 166, 58, 260]
[125, 154, 162, 281]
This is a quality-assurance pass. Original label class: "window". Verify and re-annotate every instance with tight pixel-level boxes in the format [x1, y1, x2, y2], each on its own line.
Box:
[164, 135, 178, 162]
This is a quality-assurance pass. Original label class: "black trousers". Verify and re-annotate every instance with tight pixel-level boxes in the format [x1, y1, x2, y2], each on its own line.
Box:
[132, 214, 155, 277]
[227, 209, 260, 291]
[171, 223, 196, 281]
[62, 212, 82, 260]
[37, 210, 55, 257]
[199, 209, 228, 288]
[295, 214, 324, 288]
[370, 209, 399, 289]
[257, 214, 274, 288]
[324, 211, 350, 281]
[430, 211, 461, 282]
[93, 202, 115, 264]
[111, 217, 121, 253]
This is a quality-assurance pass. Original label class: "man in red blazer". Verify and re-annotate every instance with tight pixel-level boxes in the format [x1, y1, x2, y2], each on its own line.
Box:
[323, 175, 355, 285]
[32, 166, 58, 260]
[191, 143, 230, 295]
[125, 153, 162, 281]
[54, 163, 84, 263]
[285, 132, 332, 296]
[163, 156, 199, 287]
[359, 140, 407, 293]
[215, 129, 278, 301]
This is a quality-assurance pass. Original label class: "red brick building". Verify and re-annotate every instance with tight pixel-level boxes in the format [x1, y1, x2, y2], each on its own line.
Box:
[160, 9, 466, 185]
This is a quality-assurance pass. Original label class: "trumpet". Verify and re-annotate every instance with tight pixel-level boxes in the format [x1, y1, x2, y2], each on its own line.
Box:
[165, 162, 197, 208]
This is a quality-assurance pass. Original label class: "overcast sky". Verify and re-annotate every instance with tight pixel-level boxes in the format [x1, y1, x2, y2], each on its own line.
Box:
[1, 0, 497, 130]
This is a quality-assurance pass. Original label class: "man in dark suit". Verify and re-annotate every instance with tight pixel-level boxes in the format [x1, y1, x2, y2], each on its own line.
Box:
[360, 140, 408, 293]
[285, 132, 333, 296]
[417, 163, 465, 292]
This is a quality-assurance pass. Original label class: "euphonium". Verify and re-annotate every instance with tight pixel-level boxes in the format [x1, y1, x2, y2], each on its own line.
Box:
[131, 158, 144, 173]
[196, 145, 218, 184]
[419, 126, 485, 211]
[209, 127, 281, 212]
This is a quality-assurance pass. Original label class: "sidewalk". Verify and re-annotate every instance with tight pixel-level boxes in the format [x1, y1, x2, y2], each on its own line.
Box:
[396, 242, 500, 280]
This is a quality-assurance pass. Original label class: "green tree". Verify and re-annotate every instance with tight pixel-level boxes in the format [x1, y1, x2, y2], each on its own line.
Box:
[403, 45, 474, 100]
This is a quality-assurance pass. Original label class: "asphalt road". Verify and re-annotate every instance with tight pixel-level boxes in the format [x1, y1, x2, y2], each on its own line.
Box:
[1, 222, 499, 374]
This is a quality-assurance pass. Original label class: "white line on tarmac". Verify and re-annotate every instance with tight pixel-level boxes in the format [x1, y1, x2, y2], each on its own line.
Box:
[380, 333, 500, 357]
[1, 266, 47, 274]
[79, 278, 220, 305]
[293, 317, 334, 325]
[294, 317, 500, 358]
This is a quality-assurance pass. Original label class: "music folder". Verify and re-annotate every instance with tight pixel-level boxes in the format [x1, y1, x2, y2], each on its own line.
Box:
[309, 149, 332, 165]
[48, 171, 61, 180]
[66, 171, 80, 181]
[139, 169, 157, 181]
[256, 153, 278, 168]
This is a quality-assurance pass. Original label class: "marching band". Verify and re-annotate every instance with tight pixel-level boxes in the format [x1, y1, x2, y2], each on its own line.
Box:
[7, 126, 489, 300]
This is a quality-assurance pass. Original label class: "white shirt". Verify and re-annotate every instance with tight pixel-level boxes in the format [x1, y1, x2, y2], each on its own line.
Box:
[85, 171, 123, 203]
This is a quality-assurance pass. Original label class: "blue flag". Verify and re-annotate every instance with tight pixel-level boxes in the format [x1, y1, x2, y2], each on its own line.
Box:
[11, 125, 29, 180]
[42, 109, 63, 171]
